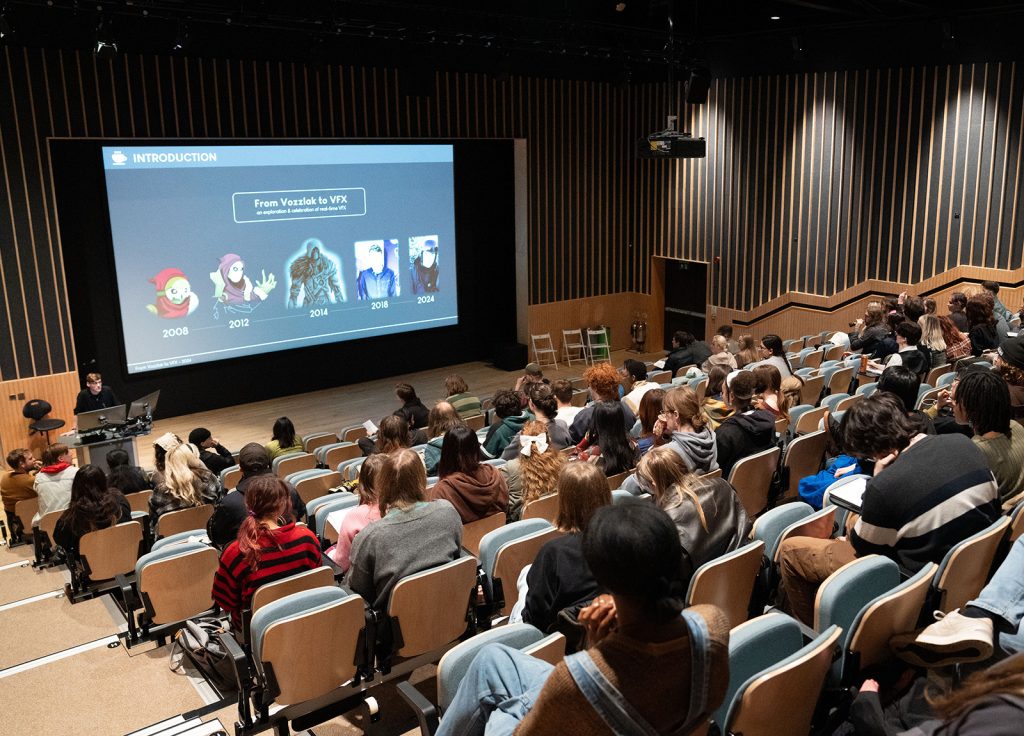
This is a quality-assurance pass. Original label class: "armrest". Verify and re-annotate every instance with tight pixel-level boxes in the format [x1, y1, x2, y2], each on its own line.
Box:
[218, 630, 255, 728]
[396, 680, 439, 736]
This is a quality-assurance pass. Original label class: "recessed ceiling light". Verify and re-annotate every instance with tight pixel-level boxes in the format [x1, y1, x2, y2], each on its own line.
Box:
[770, 16, 781, 21]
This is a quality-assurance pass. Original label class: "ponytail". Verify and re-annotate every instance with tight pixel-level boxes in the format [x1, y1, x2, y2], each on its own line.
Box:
[237, 476, 291, 571]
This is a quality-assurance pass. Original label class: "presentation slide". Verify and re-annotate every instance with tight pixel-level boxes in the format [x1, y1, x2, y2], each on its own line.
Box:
[101, 144, 457, 374]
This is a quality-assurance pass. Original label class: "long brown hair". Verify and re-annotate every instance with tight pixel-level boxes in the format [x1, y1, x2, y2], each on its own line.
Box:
[736, 335, 759, 368]
[356, 453, 388, 506]
[752, 364, 789, 421]
[555, 462, 611, 533]
[663, 386, 707, 431]
[378, 448, 427, 515]
[634, 446, 709, 532]
[518, 420, 566, 506]
[60, 464, 125, 537]
[427, 401, 465, 439]
[377, 415, 411, 454]
[237, 476, 292, 572]
[929, 652, 1024, 720]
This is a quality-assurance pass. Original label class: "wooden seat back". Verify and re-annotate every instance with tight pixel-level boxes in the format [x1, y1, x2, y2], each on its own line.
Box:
[686, 541, 765, 629]
[140, 545, 219, 624]
[387, 556, 478, 658]
[727, 447, 781, 517]
[462, 512, 506, 556]
[521, 493, 559, 524]
[79, 521, 143, 580]
[157, 504, 214, 539]
[295, 472, 344, 506]
[493, 528, 562, 616]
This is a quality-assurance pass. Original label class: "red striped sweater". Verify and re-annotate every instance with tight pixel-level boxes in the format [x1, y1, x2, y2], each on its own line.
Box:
[212, 522, 323, 628]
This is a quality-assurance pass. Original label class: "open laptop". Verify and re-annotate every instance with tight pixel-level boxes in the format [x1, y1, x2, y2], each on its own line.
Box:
[77, 404, 128, 432]
[128, 389, 161, 419]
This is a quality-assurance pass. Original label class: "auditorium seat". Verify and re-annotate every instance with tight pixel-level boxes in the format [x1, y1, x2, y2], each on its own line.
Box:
[237, 566, 336, 646]
[290, 470, 343, 505]
[781, 429, 828, 501]
[798, 375, 825, 406]
[67, 520, 144, 602]
[521, 492, 559, 524]
[929, 516, 1010, 613]
[478, 519, 560, 616]
[273, 451, 316, 478]
[315, 441, 361, 469]
[685, 540, 764, 630]
[156, 504, 214, 539]
[727, 446, 780, 517]
[461, 512, 506, 556]
[220, 464, 243, 491]
[750, 502, 814, 562]
[302, 432, 339, 454]
[339, 424, 369, 443]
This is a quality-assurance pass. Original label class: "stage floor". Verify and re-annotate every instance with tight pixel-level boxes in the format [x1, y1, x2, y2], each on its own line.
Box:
[139, 348, 664, 469]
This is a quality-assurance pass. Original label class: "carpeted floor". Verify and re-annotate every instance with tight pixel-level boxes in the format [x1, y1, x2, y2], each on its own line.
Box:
[1, 641, 206, 734]
[0, 593, 123, 670]
[0, 562, 67, 606]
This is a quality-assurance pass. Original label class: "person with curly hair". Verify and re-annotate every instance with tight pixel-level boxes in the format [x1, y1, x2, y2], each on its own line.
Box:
[500, 420, 567, 522]
[148, 442, 221, 537]
[569, 362, 637, 443]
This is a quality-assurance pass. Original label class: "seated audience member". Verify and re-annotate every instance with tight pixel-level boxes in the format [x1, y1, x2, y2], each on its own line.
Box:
[501, 384, 572, 459]
[849, 303, 890, 355]
[778, 393, 1000, 625]
[484, 389, 532, 457]
[752, 364, 790, 421]
[632, 445, 750, 581]
[902, 293, 927, 323]
[358, 414, 419, 457]
[701, 366, 735, 430]
[187, 428, 235, 475]
[635, 388, 667, 455]
[149, 443, 221, 536]
[939, 313, 973, 364]
[869, 311, 903, 362]
[207, 443, 306, 548]
[619, 359, 658, 415]
[347, 448, 463, 610]
[780, 374, 804, 412]
[326, 454, 386, 573]
[967, 293, 1000, 356]
[501, 421, 567, 522]
[948, 291, 971, 332]
[664, 330, 713, 378]
[514, 363, 548, 407]
[745, 334, 794, 377]
[735, 334, 760, 369]
[150, 432, 181, 486]
[393, 382, 430, 431]
[951, 370, 1024, 510]
[32, 443, 77, 526]
[443, 374, 482, 419]
[105, 449, 152, 495]
[73, 371, 119, 415]
[923, 296, 937, 315]
[436, 498, 729, 736]
[52, 464, 131, 558]
[702, 334, 738, 373]
[632, 387, 717, 489]
[871, 322, 927, 377]
[892, 533, 1024, 668]
[983, 279, 1014, 323]
[575, 401, 640, 477]
[876, 366, 935, 435]
[918, 314, 949, 369]
[718, 324, 740, 354]
[996, 336, 1024, 419]
[264, 416, 302, 460]
[1, 448, 39, 536]
[423, 402, 466, 476]
[569, 362, 637, 443]
[212, 475, 322, 629]
[431, 426, 508, 523]
[521, 462, 611, 634]
[715, 371, 776, 478]
[552, 379, 583, 427]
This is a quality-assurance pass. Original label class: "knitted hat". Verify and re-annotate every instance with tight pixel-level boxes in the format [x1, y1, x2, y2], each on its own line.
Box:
[153, 432, 180, 453]
[999, 335, 1024, 371]
[525, 362, 543, 377]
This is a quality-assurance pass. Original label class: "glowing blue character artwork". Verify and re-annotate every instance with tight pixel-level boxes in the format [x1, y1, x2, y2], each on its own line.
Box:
[210, 253, 277, 318]
[355, 239, 400, 300]
[286, 238, 346, 308]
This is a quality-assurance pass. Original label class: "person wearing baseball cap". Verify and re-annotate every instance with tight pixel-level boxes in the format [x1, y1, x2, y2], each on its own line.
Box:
[996, 334, 1024, 419]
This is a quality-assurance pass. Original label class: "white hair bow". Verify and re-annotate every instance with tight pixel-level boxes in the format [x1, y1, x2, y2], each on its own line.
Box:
[520, 434, 549, 457]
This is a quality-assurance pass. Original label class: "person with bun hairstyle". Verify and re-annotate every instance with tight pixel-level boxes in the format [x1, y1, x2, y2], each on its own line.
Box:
[714, 371, 777, 478]
[435, 498, 730, 736]
[211, 475, 322, 629]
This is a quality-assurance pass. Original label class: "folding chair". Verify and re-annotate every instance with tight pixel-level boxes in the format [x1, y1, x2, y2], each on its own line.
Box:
[586, 327, 611, 363]
[727, 446, 781, 517]
[820, 393, 849, 414]
[340, 424, 369, 443]
[294, 471, 344, 506]
[801, 350, 825, 370]
[750, 502, 814, 561]
[824, 344, 846, 362]
[686, 540, 765, 629]
[531, 333, 558, 369]
[460, 512, 507, 557]
[561, 328, 590, 367]
[795, 406, 828, 435]
[478, 519, 560, 616]
[799, 375, 825, 406]
[237, 566, 337, 646]
[156, 504, 214, 539]
[221, 465, 243, 491]
[314, 442, 361, 469]
[826, 366, 855, 397]
[835, 393, 863, 412]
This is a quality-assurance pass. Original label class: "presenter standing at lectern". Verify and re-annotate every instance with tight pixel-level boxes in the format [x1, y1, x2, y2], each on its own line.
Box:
[74, 372, 120, 415]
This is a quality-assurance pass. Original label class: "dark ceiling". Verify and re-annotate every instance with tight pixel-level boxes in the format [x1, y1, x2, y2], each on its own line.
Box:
[3, 1, 1024, 81]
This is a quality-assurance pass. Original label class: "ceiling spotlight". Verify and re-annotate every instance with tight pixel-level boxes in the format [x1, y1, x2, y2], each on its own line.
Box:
[770, 15, 780, 21]
[0, 5, 11, 40]
[172, 24, 190, 52]
[94, 16, 117, 58]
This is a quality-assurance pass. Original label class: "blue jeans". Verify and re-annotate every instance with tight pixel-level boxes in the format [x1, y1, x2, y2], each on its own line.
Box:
[435, 644, 555, 736]
[970, 534, 1024, 656]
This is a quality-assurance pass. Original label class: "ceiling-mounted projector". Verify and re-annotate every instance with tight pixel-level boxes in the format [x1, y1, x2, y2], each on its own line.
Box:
[638, 115, 706, 159]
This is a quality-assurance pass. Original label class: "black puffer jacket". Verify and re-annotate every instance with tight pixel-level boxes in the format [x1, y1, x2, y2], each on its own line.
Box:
[715, 409, 777, 478]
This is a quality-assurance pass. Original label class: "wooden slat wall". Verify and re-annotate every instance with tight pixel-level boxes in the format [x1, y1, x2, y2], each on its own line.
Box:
[0, 370, 78, 459]
[3, 49, 1023, 383]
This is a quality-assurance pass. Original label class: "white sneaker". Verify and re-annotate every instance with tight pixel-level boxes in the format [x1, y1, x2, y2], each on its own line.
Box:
[891, 609, 994, 668]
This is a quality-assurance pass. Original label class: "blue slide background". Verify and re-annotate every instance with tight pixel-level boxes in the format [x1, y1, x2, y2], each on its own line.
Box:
[102, 145, 457, 374]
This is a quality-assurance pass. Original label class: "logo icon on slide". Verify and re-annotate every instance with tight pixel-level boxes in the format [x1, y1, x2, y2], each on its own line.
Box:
[111, 150, 127, 166]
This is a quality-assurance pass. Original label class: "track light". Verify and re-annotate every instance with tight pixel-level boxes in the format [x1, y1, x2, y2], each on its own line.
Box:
[0, 5, 12, 41]
[172, 24, 190, 52]
[94, 17, 117, 58]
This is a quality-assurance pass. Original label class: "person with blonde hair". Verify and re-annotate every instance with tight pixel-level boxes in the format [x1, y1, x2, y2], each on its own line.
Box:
[148, 442, 220, 535]
[702, 334, 737, 372]
[780, 374, 805, 412]
[633, 446, 750, 581]
[347, 448, 462, 610]
[735, 334, 760, 369]
[521, 462, 611, 634]
[918, 313, 949, 370]
[500, 420, 567, 521]
[701, 366, 735, 430]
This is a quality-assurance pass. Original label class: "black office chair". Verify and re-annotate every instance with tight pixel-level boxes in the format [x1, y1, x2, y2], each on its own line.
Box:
[23, 399, 65, 444]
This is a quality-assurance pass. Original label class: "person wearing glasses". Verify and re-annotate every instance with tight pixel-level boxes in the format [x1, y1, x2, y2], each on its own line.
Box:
[73, 372, 120, 415]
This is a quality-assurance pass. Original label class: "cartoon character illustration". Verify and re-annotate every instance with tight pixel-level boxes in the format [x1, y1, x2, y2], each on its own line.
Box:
[287, 238, 345, 308]
[210, 253, 276, 317]
[356, 240, 399, 300]
[147, 268, 199, 318]
[410, 237, 439, 294]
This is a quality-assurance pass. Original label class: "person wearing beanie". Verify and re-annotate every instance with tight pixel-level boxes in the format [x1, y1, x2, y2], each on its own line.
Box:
[206, 442, 306, 548]
[188, 427, 235, 475]
[996, 336, 1024, 420]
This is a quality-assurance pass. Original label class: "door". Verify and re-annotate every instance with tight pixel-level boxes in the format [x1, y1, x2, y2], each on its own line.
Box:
[662, 259, 708, 350]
